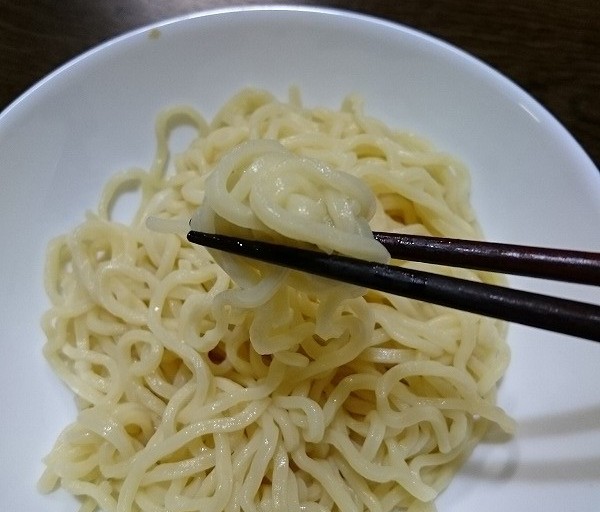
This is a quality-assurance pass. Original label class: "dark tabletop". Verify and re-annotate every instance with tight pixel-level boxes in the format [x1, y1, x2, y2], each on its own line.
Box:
[1, 0, 598, 168]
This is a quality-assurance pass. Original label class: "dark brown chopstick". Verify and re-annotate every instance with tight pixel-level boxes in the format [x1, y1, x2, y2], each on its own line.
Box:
[186, 231, 600, 342]
[373, 232, 600, 285]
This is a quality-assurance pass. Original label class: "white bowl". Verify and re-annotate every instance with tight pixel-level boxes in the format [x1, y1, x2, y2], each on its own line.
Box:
[0, 6, 598, 511]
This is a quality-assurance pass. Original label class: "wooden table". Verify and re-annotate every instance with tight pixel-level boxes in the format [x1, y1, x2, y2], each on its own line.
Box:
[1, 0, 598, 168]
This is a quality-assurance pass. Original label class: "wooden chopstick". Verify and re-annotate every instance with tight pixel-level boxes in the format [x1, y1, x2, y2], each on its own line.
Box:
[186, 231, 600, 342]
[373, 232, 600, 285]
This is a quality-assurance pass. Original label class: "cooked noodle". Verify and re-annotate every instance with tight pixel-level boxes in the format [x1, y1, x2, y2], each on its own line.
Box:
[40, 88, 513, 512]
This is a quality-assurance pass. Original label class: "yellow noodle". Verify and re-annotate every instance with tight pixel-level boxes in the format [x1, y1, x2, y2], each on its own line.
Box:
[41, 88, 513, 511]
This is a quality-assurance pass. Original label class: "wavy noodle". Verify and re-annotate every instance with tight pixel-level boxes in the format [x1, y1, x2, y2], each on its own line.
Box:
[40, 88, 513, 512]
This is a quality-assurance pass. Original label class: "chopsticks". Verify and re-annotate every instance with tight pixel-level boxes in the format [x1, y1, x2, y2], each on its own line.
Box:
[186, 230, 600, 342]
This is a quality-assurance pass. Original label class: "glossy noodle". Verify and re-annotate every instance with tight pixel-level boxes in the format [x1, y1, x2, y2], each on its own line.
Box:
[40, 88, 513, 512]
